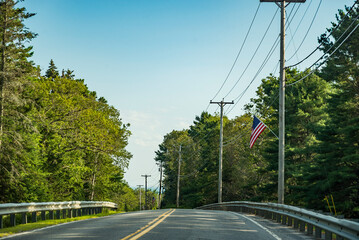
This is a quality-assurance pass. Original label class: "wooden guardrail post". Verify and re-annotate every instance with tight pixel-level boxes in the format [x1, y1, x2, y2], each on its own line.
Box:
[307, 223, 313, 235]
[32, 212, 37, 223]
[22, 213, 27, 224]
[315, 226, 321, 239]
[49, 210, 54, 220]
[325, 230, 332, 240]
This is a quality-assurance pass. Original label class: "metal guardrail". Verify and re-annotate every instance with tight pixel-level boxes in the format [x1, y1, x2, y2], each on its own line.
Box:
[196, 201, 359, 240]
[0, 201, 117, 229]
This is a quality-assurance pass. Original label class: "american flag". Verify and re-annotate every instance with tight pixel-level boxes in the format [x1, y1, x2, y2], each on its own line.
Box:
[250, 115, 267, 148]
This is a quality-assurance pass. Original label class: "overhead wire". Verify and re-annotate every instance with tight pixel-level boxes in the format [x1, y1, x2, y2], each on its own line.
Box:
[224, 1, 299, 115]
[286, 0, 359, 69]
[224, 1, 359, 144]
[210, 2, 261, 101]
[223, 91, 279, 146]
[225, 34, 280, 115]
[287, 19, 359, 87]
[222, 8, 279, 99]
[286, 0, 322, 62]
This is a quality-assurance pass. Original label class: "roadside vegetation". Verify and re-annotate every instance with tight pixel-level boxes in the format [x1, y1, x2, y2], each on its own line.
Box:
[156, 3, 359, 218]
[0, 0, 142, 211]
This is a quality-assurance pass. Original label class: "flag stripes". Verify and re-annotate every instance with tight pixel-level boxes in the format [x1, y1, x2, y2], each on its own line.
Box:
[250, 116, 267, 148]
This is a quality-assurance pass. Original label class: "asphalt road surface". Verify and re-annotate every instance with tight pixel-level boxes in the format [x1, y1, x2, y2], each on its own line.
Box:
[3, 209, 313, 240]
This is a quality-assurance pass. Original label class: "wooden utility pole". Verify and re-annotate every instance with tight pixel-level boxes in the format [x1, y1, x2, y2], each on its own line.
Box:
[260, 0, 306, 204]
[210, 99, 234, 203]
[141, 175, 151, 210]
[137, 185, 143, 210]
[158, 161, 163, 209]
[176, 145, 182, 208]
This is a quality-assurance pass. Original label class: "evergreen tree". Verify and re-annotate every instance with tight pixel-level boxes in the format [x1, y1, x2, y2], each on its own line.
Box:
[0, 0, 38, 202]
[45, 59, 59, 79]
[309, 3, 359, 217]
[246, 69, 331, 206]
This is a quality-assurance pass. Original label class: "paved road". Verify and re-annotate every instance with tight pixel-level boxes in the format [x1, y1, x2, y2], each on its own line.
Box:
[3, 209, 312, 240]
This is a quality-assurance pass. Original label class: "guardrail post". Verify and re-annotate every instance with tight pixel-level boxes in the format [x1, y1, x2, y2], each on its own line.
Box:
[10, 214, 16, 227]
[41, 211, 46, 220]
[0, 215, 3, 229]
[315, 226, 322, 239]
[78, 209, 82, 217]
[325, 230, 332, 240]
[294, 219, 299, 229]
[49, 211, 54, 220]
[62, 209, 66, 219]
[276, 213, 281, 223]
[307, 223, 313, 235]
[68, 209, 73, 218]
[32, 212, 37, 223]
[22, 213, 27, 224]
[281, 215, 287, 225]
[299, 220, 305, 232]
[56, 210, 60, 219]
[287, 216, 292, 226]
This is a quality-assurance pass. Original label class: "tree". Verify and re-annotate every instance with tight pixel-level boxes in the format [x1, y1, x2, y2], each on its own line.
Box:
[0, 0, 39, 202]
[309, 4, 359, 217]
[45, 59, 59, 79]
[246, 69, 331, 206]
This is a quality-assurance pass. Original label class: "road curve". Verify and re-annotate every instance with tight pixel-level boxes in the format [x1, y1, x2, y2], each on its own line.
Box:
[3, 209, 312, 240]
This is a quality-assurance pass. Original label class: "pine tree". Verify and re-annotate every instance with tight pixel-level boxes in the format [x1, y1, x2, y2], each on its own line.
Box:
[0, 0, 38, 202]
[45, 59, 59, 79]
[309, 4, 359, 217]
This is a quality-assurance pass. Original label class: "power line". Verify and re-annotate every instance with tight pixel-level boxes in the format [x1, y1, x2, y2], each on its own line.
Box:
[223, 91, 279, 146]
[286, 0, 322, 62]
[210, 2, 261, 101]
[225, 34, 280, 115]
[222, 8, 279, 99]
[286, 0, 359, 69]
[287, 20, 359, 87]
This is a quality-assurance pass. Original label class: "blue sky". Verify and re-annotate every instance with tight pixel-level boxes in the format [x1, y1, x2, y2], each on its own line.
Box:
[21, 0, 354, 189]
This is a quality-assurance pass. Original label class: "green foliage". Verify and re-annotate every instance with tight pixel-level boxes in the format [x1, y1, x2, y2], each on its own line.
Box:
[0, 1, 138, 210]
[155, 112, 269, 208]
[156, 4, 359, 218]
[308, 3, 359, 217]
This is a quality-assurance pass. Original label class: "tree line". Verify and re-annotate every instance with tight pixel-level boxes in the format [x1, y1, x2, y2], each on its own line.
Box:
[0, 0, 147, 211]
[155, 3, 359, 217]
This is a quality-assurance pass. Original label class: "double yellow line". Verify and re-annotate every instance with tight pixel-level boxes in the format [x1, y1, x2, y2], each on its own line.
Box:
[121, 209, 176, 240]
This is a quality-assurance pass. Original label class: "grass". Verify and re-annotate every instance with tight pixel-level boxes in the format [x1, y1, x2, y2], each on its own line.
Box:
[0, 210, 122, 238]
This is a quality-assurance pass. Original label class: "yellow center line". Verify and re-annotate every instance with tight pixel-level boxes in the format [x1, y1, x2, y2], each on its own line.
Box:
[121, 209, 175, 240]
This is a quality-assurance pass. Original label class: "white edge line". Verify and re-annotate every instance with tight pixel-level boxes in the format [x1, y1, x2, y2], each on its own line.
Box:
[232, 212, 282, 240]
